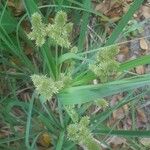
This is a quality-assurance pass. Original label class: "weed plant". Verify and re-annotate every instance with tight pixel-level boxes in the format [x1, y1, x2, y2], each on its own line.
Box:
[0, 0, 150, 150]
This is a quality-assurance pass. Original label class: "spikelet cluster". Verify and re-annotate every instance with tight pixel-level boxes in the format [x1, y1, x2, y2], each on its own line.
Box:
[95, 99, 108, 109]
[64, 105, 79, 123]
[28, 11, 73, 48]
[59, 73, 72, 87]
[46, 11, 73, 48]
[89, 45, 119, 82]
[70, 46, 78, 53]
[67, 116, 100, 150]
[28, 13, 47, 47]
[31, 74, 64, 100]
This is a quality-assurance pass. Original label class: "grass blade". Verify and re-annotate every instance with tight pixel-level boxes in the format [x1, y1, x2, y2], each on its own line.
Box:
[58, 74, 150, 105]
[23, 0, 40, 18]
[56, 131, 65, 150]
[95, 130, 150, 137]
[25, 94, 35, 149]
[78, 0, 91, 51]
[119, 55, 150, 71]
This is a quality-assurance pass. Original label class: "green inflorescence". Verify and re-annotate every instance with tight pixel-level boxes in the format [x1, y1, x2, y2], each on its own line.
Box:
[31, 74, 70, 101]
[46, 11, 73, 48]
[67, 116, 100, 150]
[64, 105, 79, 123]
[70, 46, 78, 53]
[28, 11, 73, 48]
[28, 12, 47, 47]
[59, 73, 72, 87]
[89, 45, 120, 82]
[95, 99, 109, 109]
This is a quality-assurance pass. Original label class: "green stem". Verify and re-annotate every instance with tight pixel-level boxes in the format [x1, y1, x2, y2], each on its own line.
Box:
[25, 93, 35, 149]
[57, 99, 64, 128]
[56, 131, 65, 150]
[55, 45, 58, 79]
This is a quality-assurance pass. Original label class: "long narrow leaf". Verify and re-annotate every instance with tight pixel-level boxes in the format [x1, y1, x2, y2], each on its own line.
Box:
[23, 0, 40, 18]
[119, 55, 150, 71]
[94, 130, 150, 137]
[25, 94, 35, 149]
[78, 0, 91, 51]
[58, 74, 150, 105]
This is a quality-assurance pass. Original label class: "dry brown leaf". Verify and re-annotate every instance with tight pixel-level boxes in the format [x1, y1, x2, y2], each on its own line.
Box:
[123, 104, 129, 113]
[117, 54, 126, 62]
[10, 56, 21, 66]
[137, 109, 147, 128]
[137, 109, 147, 123]
[95, 0, 111, 14]
[112, 104, 128, 120]
[135, 65, 145, 75]
[106, 2, 124, 19]
[141, 6, 150, 19]
[123, 117, 132, 129]
[38, 132, 52, 148]
[113, 108, 125, 120]
[8, 0, 24, 16]
[108, 136, 126, 146]
[120, 46, 129, 55]
[140, 39, 149, 50]
[111, 95, 126, 120]
[126, 0, 133, 3]
[140, 138, 150, 146]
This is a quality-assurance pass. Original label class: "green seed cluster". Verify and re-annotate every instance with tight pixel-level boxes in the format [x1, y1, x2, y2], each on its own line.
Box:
[89, 46, 120, 82]
[67, 116, 100, 150]
[46, 11, 73, 48]
[64, 105, 79, 123]
[31, 74, 64, 100]
[28, 11, 73, 48]
[95, 99, 108, 109]
[28, 12, 47, 47]
[59, 73, 72, 87]
[70, 46, 78, 53]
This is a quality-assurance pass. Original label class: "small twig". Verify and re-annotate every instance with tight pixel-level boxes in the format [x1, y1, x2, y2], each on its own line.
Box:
[87, 25, 103, 43]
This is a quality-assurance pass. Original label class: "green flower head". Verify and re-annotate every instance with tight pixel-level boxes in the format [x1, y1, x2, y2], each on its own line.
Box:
[28, 12, 47, 47]
[46, 11, 73, 48]
[95, 99, 108, 109]
[64, 105, 79, 123]
[54, 11, 67, 26]
[67, 116, 100, 150]
[89, 45, 120, 82]
[28, 11, 73, 48]
[31, 74, 63, 100]
[67, 116, 92, 143]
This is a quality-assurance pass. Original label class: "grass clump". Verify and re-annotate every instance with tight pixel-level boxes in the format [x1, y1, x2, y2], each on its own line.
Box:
[0, 0, 149, 149]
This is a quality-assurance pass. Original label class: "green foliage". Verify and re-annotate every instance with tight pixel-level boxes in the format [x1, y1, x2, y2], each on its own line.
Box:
[1, 1, 149, 150]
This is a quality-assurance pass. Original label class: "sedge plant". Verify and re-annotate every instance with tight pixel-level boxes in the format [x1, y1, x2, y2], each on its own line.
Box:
[1, 0, 150, 149]
[28, 11, 150, 150]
